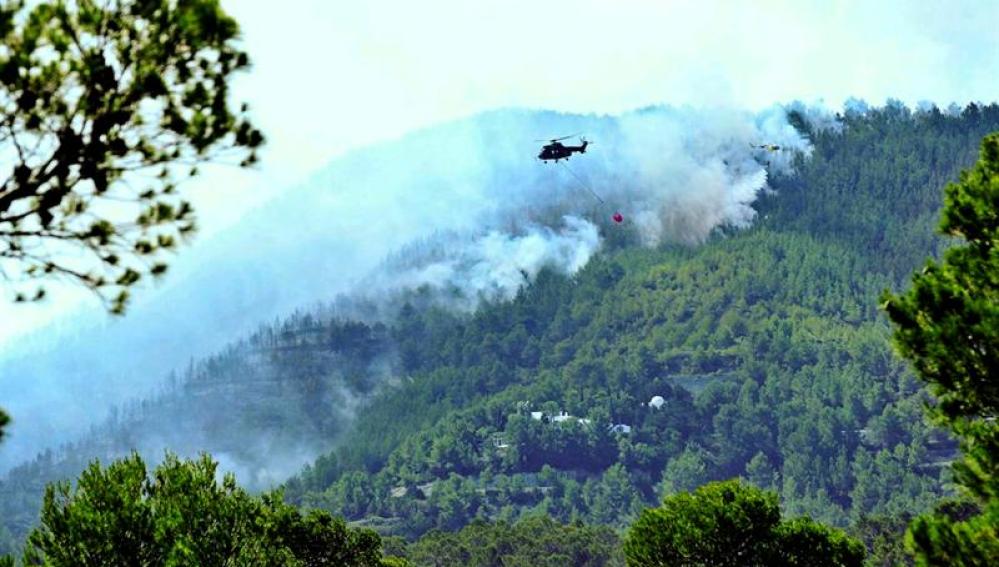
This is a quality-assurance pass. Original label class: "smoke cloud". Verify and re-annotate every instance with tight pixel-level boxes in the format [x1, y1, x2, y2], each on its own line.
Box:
[367, 216, 600, 310]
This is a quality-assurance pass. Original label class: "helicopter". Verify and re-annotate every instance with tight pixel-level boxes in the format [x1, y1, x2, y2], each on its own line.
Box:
[534, 132, 623, 224]
[537, 134, 589, 162]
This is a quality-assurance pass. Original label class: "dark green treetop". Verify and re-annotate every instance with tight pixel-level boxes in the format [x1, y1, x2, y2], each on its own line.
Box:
[23, 452, 385, 566]
[623, 479, 865, 567]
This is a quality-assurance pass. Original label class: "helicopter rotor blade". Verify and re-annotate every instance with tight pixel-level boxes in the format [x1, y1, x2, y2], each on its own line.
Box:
[534, 133, 582, 142]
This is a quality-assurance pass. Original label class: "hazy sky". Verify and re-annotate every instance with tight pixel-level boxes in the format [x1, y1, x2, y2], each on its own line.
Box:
[1, 0, 997, 346]
[223, 0, 997, 169]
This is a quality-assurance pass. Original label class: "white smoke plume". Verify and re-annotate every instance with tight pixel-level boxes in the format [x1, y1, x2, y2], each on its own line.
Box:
[348, 104, 815, 304]
[367, 216, 600, 310]
[785, 101, 845, 134]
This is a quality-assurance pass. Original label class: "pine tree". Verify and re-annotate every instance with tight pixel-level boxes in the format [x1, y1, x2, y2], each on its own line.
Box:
[883, 133, 999, 565]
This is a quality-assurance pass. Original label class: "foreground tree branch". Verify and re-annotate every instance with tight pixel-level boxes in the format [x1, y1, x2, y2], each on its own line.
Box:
[0, 0, 264, 314]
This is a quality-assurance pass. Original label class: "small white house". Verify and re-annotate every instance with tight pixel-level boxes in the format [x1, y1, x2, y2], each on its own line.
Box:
[530, 411, 545, 421]
[608, 424, 632, 434]
[551, 411, 573, 423]
[649, 395, 666, 409]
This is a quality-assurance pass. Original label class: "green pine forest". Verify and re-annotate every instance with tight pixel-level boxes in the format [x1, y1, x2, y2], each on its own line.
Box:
[284, 104, 999, 534]
[3, 103, 999, 565]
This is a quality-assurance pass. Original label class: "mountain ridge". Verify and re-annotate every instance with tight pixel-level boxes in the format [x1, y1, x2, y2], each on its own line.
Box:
[3, 102, 998, 551]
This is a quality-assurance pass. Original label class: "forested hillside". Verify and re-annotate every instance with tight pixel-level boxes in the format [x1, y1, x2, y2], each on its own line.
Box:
[0, 310, 391, 549]
[282, 103, 999, 537]
[2, 103, 997, 558]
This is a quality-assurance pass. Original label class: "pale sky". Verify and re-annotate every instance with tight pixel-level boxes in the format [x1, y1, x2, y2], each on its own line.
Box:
[1, 0, 998, 346]
[223, 0, 997, 170]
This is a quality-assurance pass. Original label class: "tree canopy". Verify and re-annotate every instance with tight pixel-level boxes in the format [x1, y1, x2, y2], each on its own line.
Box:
[623, 479, 865, 567]
[22, 452, 385, 566]
[398, 515, 623, 567]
